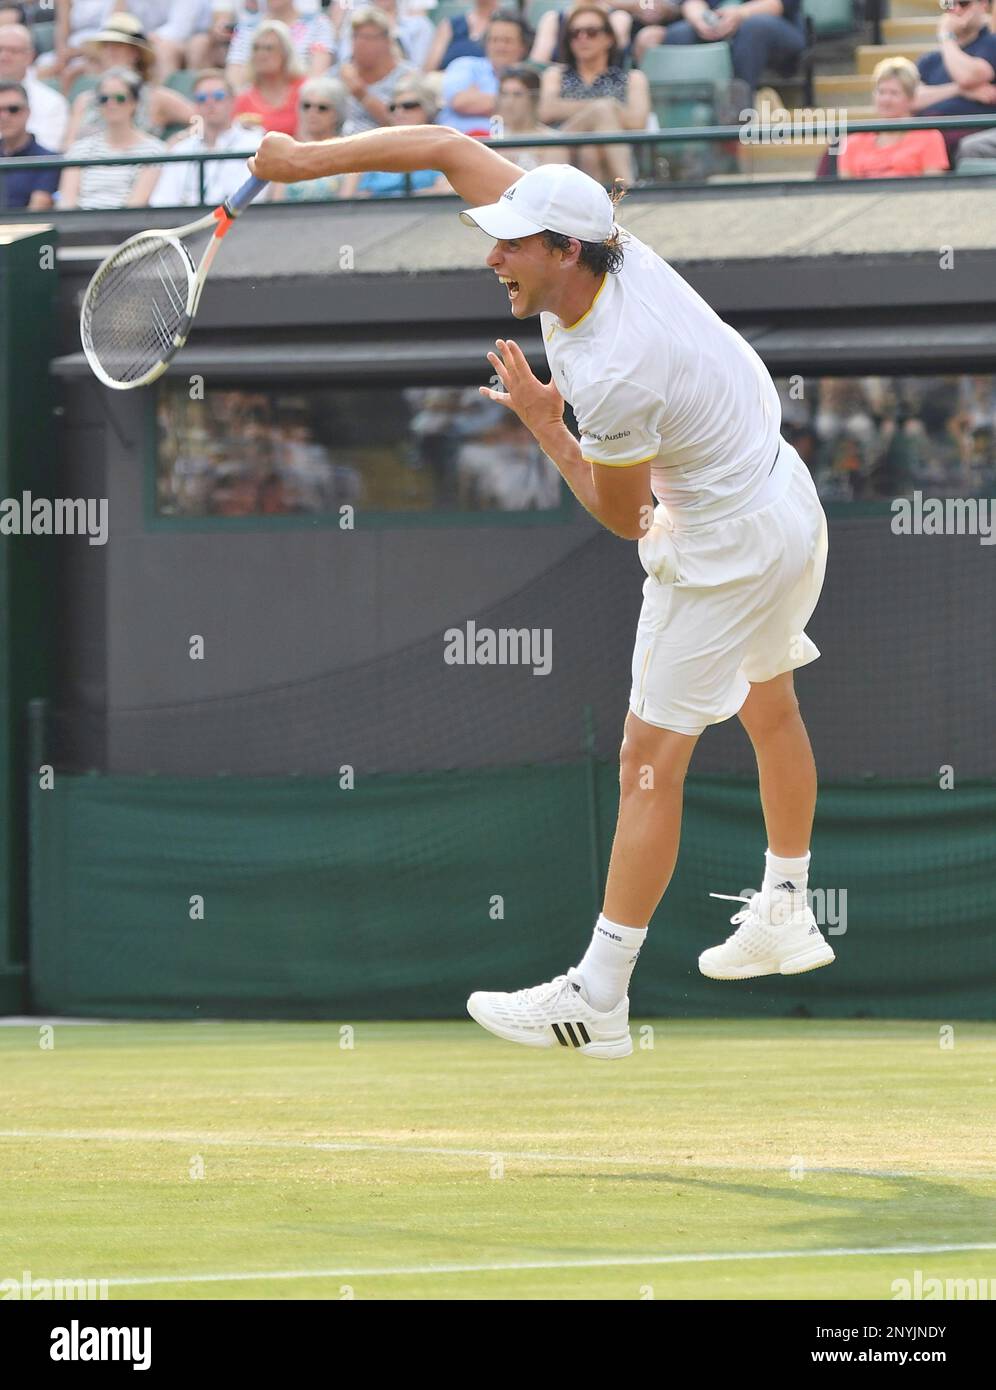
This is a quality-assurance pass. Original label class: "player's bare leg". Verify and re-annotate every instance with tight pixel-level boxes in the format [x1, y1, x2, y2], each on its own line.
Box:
[699, 670, 835, 980]
[737, 671, 815, 857]
[466, 712, 696, 1058]
[601, 711, 699, 927]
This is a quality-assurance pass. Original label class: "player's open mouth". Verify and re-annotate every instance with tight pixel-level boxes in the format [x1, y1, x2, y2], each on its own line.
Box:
[498, 276, 520, 301]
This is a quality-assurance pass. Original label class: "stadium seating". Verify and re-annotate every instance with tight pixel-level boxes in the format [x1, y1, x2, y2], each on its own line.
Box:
[955, 158, 996, 175]
[166, 70, 201, 99]
[640, 44, 737, 181]
[30, 20, 56, 55]
[803, 0, 857, 38]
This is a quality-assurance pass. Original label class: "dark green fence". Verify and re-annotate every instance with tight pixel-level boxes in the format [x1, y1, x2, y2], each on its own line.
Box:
[28, 765, 996, 1020]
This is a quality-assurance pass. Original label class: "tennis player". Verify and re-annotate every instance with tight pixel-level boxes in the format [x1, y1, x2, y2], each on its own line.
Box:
[250, 127, 835, 1060]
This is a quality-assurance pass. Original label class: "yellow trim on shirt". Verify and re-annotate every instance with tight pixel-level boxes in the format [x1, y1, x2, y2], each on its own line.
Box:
[563, 273, 608, 331]
[546, 275, 609, 342]
[583, 452, 658, 469]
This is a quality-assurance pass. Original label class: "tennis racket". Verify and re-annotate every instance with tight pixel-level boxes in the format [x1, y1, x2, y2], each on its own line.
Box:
[80, 173, 269, 391]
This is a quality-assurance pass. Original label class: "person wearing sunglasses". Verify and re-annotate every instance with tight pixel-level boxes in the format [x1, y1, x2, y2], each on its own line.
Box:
[225, 0, 336, 91]
[340, 75, 453, 196]
[231, 17, 307, 136]
[530, 0, 654, 67]
[0, 77, 60, 208]
[912, 0, 996, 145]
[149, 69, 267, 208]
[271, 75, 350, 200]
[62, 13, 195, 150]
[538, 6, 649, 185]
[0, 20, 68, 149]
[59, 65, 166, 208]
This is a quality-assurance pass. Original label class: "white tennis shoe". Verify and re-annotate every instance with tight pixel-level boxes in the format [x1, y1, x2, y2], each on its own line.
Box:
[699, 891, 836, 980]
[467, 966, 633, 1059]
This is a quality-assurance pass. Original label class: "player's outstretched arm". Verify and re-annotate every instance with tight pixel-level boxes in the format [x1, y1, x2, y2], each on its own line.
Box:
[249, 126, 522, 207]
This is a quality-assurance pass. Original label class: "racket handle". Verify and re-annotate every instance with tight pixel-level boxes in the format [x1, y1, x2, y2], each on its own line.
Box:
[225, 175, 269, 217]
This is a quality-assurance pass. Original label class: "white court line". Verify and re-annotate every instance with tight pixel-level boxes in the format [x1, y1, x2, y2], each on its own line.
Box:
[104, 1243, 996, 1288]
[0, 1128, 992, 1181]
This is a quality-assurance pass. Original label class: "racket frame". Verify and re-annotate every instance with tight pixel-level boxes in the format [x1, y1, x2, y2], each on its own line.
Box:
[80, 175, 269, 391]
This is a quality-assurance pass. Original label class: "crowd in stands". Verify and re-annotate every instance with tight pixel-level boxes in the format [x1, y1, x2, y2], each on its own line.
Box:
[1, 0, 996, 211]
[780, 374, 996, 500]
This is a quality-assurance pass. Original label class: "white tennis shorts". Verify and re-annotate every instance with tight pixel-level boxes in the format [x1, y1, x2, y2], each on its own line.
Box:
[630, 439, 828, 737]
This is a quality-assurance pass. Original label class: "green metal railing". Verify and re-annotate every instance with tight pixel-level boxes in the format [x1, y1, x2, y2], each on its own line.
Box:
[2, 114, 996, 207]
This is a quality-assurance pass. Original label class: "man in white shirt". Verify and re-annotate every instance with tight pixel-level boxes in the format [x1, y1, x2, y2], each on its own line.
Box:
[250, 128, 835, 1058]
[150, 69, 262, 207]
[0, 22, 68, 149]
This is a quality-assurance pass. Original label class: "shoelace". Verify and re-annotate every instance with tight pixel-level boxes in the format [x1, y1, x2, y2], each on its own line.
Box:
[512, 973, 573, 1006]
[709, 890, 759, 928]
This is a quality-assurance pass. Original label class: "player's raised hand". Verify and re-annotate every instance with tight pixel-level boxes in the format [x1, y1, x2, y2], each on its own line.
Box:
[481, 339, 564, 438]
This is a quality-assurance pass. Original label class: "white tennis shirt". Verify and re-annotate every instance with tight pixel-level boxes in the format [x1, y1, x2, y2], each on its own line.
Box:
[540, 231, 783, 523]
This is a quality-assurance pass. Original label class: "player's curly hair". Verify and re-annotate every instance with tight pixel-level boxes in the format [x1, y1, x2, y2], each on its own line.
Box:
[540, 181, 628, 275]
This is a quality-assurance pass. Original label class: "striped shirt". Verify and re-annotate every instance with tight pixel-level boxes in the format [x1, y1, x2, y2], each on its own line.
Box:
[63, 131, 166, 210]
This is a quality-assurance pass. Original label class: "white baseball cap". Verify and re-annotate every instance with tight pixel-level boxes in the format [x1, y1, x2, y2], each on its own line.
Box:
[460, 164, 616, 243]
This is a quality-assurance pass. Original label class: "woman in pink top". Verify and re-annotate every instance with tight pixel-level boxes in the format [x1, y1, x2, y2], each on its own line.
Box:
[232, 19, 306, 136]
[839, 57, 948, 179]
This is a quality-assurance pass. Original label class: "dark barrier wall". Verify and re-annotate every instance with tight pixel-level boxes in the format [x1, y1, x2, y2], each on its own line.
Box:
[0, 227, 57, 1012]
[40, 378, 996, 784]
[29, 767, 996, 1020]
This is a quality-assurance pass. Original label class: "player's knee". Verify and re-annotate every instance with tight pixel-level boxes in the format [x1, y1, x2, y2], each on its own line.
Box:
[618, 728, 690, 795]
[741, 687, 801, 741]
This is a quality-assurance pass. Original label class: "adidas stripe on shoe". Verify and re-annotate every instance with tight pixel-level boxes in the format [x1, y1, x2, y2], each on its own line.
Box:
[467, 966, 633, 1059]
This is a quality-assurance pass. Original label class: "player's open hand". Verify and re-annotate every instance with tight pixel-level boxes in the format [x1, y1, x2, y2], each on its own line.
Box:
[248, 132, 304, 183]
[481, 340, 564, 438]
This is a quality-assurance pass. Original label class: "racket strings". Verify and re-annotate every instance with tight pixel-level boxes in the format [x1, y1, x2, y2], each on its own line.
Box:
[82, 236, 195, 386]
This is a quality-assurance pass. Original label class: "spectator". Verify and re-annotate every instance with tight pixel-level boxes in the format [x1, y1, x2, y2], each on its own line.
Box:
[839, 58, 949, 178]
[231, 18, 306, 135]
[335, 0, 434, 69]
[187, 5, 239, 72]
[531, 0, 647, 66]
[59, 65, 165, 207]
[150, 69, 263, 206]
[37, 1, 111, 88]
[494, 64, 569, 169]
[635, 0, 806, 99]
[423, 0, 492, 72]
[340, 74, 452, 194]
[0, 5, 25, 24]
[913, 0, 996, 130]
[63, 14, 194, 146]
[0, 21, 69, 148]
[105, 0, 214, 79]
[271, 73, 349, 199]
[438, 9, 529, 135]
[226, 0, 334, 89]
[0, 77, 59, 207]
[339, 8, 416, 135]
[538, 6, 649, 183]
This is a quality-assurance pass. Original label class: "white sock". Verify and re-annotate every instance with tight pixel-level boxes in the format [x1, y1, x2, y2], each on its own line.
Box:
[763, 849, 810, 924]
[577, 915, 645, 1012]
